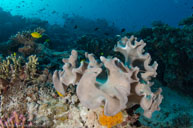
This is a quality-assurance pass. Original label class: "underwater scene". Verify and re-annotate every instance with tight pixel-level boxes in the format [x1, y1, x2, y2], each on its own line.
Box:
[0, 0, 193, 128]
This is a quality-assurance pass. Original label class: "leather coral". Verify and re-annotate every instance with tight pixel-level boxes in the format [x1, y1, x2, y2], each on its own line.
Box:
[52, 35, 163, 118]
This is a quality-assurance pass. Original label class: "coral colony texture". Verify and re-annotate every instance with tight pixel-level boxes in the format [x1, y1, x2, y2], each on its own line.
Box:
[0, 6, 193, 128]
[0, 33, 163, 128]
[133, 17, 193, 96]
[53, 36, 163, 127]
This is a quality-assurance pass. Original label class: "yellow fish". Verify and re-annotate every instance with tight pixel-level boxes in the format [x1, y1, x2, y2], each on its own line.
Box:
[56, 90, 64, 97]
[80, 59, 85, 63]
[31, 32, 42, 38]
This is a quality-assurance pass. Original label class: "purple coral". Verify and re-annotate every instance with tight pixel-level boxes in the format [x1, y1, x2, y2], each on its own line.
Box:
[0, 111, 32, 128]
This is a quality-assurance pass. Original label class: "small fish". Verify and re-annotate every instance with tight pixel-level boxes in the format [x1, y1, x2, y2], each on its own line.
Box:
[39, 8, 45, 12]
[56, 90, 64, 97]
[74, 25, 78, 29]
[31, 32, 42, 38]
[80, 59, 85, 63]
[100, 52, 104, 56]
[45, 39, 50, 42]
[13, 52, 16, 56]
[94, 27, 99, 31]
[121, 28, 126, 32]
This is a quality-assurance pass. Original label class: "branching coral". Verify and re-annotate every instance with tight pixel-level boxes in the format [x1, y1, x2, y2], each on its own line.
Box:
[24, 55, 39, 80]
[53, 36, 163, 122]
[0, 54, 38, 81]
[0, 53, 22, 81]
[0, 54, 39, 94]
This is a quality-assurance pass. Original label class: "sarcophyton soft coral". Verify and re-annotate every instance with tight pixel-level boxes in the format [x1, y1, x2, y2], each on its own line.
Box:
[53, 35, 163, 120]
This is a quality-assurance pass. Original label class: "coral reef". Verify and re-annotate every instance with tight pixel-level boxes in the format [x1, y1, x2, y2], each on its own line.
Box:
[171, 113, 193, 128]
[53, 35, 163, 126]
[24, 55, 39, 80]
[0, 8, 48, 43]
[0, 27, 71, 72]
[0, 67, 53, 126]
[75, 35, 119, 58]
[0, 8, 119, 54]
[0, 54, 39, 95]
[0, 53, 22, 81]
[0, 111, 32, 128]
[0, 54, 38, 81]
[1, 6, 192, 127]
[134, 16, 193, 96]
[179, 16, 193, 26]
[25, 84, 144, 128]
[0, 52, 53, 120]
[11, 27, 45, 56]
[48, 15, 119, 51]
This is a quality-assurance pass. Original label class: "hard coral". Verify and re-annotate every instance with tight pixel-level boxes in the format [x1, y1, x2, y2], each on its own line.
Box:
[0, 54, 39, 94]
[135, 18, 193, 96]
[24, 55, 39, 80]
[11, 27, 45, 56]
[53, 36, 163, 121]
[0, 53, 22, 81]
[0, 78, 9, 94]
[0, 54, 38, 82]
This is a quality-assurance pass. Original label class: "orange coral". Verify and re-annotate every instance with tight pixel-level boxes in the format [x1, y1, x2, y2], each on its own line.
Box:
[99, 111, 123, 128]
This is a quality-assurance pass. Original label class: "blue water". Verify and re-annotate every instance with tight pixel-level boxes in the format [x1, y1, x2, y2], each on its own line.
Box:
[0, 0, 192, 31]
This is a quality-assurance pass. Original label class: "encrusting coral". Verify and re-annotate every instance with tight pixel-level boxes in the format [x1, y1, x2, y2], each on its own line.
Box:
[53, 35, 163, 124]
[99, 111, 123, 128]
